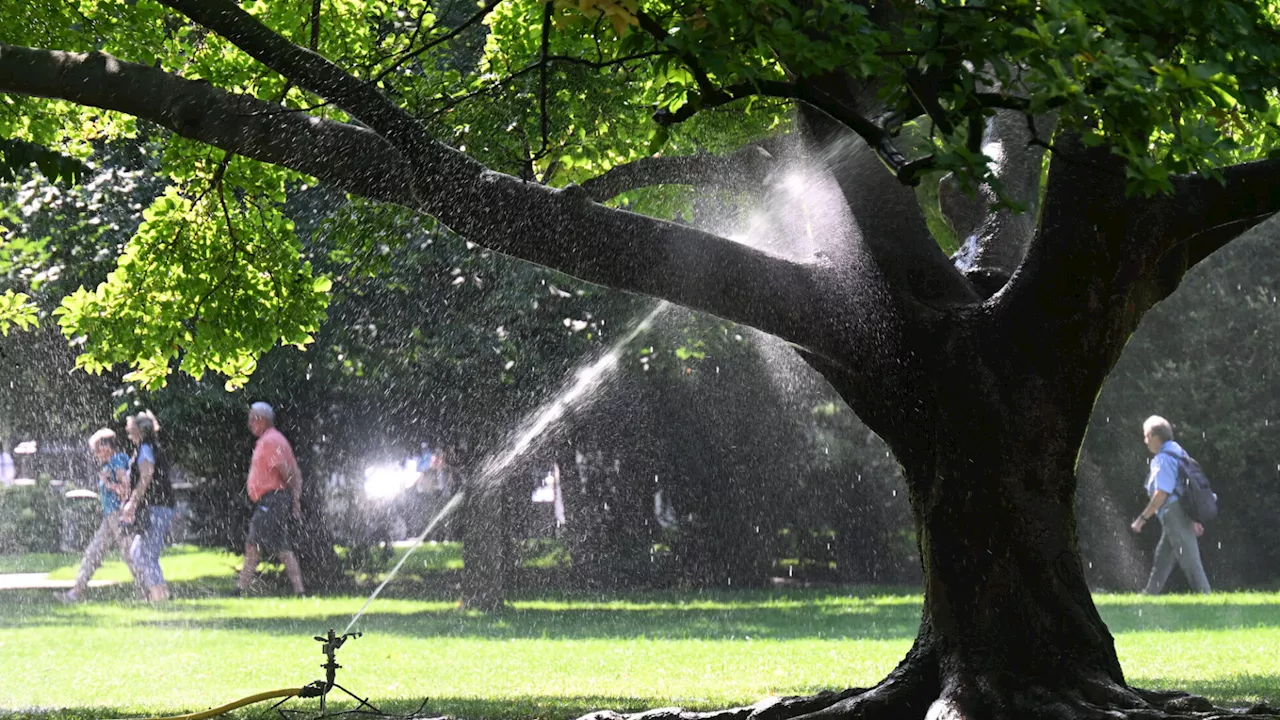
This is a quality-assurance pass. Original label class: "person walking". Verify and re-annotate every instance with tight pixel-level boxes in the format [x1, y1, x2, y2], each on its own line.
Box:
[57, 429, 139, 602]
[1130, 415, 1211, 594]
[236, 402, 305, 596]
[0, 438, 15, 487]
[120, 412, 176, 602]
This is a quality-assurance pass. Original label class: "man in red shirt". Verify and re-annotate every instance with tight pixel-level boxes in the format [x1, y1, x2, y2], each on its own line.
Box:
[236, 402, 305, 596]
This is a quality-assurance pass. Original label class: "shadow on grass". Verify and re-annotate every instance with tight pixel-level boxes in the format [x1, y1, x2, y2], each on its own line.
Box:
[0, 587, 925, 641]
[0, 695, 667, 720]
[8, 684, 1279, 720]
[1134, 676, 1280, 706]
[7, 583, 1280, 643]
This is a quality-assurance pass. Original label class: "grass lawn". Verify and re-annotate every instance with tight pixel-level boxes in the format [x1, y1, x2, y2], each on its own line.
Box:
[0, 547, 1277, 719]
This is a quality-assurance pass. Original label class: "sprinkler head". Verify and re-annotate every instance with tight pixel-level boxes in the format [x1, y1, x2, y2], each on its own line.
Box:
[315, 628, 364, 692]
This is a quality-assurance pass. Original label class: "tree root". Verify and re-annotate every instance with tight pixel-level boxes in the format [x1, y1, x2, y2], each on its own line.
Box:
[556, 635, 1280, 720]
[563, 675, 1280, 720]
[570, 687, 899, 720]
[572, 653, 937, 720]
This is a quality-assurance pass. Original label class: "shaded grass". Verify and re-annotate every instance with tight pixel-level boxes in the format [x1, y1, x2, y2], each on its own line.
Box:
[1, 549, 1278, 718]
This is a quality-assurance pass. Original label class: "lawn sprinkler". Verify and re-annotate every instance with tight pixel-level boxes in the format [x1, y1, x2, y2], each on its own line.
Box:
[310, 629, 379, 714]
[130, 628, 431, 720]
[269, 629, 430, 719]
[281, 625, 430, 712]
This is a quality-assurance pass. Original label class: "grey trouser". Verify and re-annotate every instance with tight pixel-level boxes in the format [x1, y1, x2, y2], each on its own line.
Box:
[1144, 501, 1211, 594]
[73, 511, 137, 593]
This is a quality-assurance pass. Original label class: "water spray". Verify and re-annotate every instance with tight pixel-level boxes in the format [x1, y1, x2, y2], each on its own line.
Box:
[131, 304, 671, 720]
[344, 490, 467, 635]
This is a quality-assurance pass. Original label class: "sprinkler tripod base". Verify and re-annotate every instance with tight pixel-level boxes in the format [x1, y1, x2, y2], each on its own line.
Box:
[265, 629, 440, 720]
[273, 695, 437, 720]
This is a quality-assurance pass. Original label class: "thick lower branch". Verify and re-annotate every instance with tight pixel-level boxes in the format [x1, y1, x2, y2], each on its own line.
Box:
[0, 44, 830, 347]
[1169, 157, 1280, 264]
[0, 45, 411, 205]
[1000, 142, 1280, 396]
[993, 134, 1157, 399]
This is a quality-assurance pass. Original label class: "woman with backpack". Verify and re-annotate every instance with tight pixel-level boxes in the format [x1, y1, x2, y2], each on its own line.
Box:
[119, 411, 176, 602]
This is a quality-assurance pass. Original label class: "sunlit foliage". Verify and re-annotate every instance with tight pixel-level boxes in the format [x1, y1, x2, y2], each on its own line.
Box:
[3, 0, 1280, 385]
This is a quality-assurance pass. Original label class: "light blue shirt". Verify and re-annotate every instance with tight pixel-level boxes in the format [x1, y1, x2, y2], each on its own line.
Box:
[1145, 440, 1184, 518]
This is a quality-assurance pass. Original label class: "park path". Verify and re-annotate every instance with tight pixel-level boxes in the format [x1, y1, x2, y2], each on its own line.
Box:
[0, 572, 118, 590]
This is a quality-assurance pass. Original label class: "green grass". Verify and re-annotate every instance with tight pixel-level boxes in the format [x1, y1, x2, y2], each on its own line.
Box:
[0, 549, 1278, 719]
[0, 552, 78, 574]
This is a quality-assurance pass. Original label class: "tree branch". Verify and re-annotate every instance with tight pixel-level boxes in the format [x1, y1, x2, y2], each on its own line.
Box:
[308, 0, 322, 50]
[537, 0, 553, 160]
[991, 133, 1217, 413]
[943, 110, 1053, 298]
[797, 106, 979, 309]
[634, 10, 721, 100]
[653, 78, 923, 184]
[156, 0, 430, 156]
[0, 43, 829, 349]
[371, 0, 502, 85]
[1167, 157, 1280, 266]
[580, 140, 785, 202]
[0, 44, 414, 206]
[652, 79, 798, 126]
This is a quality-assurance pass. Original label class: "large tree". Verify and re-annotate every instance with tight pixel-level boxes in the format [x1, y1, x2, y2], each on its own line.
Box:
[5, 1, 1280, 717]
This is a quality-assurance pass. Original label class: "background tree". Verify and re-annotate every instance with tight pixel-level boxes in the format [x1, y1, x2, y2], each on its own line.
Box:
[5, 1, 1280, 718]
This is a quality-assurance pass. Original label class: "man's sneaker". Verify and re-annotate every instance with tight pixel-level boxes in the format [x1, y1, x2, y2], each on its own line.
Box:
[53, 590, 81, 603]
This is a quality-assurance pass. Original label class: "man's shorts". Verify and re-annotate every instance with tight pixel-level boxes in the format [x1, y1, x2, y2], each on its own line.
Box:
[247, 490, 294, 554]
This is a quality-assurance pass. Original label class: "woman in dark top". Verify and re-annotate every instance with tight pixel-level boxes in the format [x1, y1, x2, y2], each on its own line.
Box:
[120, 411, 175, 602]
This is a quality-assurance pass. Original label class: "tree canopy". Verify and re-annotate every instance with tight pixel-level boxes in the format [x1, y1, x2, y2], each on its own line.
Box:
[4, 0, 1280, 388]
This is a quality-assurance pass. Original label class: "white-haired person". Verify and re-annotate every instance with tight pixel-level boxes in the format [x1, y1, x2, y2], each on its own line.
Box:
[120, 412, 176, 602]
[237, 402, 305, 596]
[1131, 415, 1211, 594]
[57, 428, 139, 602]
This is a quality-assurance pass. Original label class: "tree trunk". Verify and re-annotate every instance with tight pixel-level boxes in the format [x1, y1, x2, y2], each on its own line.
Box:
[460, 471, 514, 612]
[893, 404, 1125, 715]
[805, 313, 1131, 717]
